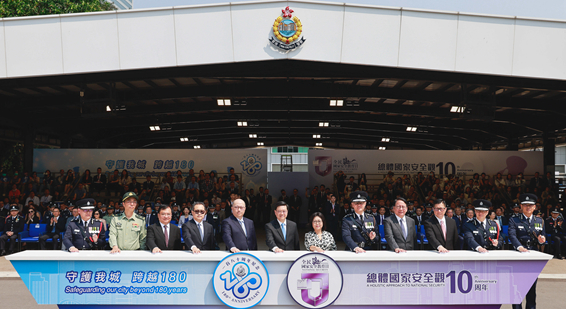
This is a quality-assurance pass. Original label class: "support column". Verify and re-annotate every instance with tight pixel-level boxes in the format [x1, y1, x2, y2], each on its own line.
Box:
[543, 131, 556, 175]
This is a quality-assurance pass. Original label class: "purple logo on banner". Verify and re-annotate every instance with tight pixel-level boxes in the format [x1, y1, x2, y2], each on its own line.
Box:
[314, 157, 332, 176]
[299, 273, 329, 306]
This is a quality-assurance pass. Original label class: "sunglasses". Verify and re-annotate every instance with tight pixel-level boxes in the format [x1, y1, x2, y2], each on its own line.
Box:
[193, 210, 205, 215]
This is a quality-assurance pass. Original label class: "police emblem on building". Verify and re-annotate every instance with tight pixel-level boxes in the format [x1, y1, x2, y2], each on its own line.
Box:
[269, 6, 306, 51]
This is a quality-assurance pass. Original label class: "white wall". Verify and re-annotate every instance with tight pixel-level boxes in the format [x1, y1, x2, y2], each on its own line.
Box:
[1, 1, 566, 80]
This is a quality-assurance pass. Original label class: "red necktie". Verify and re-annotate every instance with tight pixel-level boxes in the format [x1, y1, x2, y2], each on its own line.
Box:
[164, 225, 169, 247]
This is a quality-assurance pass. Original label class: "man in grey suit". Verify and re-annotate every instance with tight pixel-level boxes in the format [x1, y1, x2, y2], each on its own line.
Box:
[265, 201, 301, 252]
[182, 202, 216, 253]
[384, 198, 417, 252]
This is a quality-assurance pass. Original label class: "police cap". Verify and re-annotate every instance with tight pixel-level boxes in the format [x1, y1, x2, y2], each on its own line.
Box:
[76, 198, 96, 210]
[519, 193, 537, 205]
[350, 191, 368, 202]
[472, 199, 491, 211]
[122, 191, 139, 202]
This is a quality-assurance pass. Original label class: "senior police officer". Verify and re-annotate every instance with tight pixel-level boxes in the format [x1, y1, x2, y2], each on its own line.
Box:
[342, 191, 379, 253]
[509, 193, 546, 309]
[0, 205, 24, 256]
[109, 192, 147, 253]
[462, 199, 503, 253]
[63, 198, 105, 252]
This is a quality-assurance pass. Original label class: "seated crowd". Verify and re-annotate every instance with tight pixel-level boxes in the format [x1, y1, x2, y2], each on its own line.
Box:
[0, 168, 564, 258]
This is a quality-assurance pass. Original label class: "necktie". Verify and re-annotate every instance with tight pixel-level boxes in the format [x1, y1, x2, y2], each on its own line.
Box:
[440, 220, 446, 240]
[400, 218, 407, 239]
[164, 225, 169, 247]
[198, 222, 203, 242]
[84, 221, 88, 229]
[482, 222, 486, 230]
[51, 218, 57, 233]
[239, 220, 247, 237]
[281, 223, 286, 241]
[527, 217, 531, 226]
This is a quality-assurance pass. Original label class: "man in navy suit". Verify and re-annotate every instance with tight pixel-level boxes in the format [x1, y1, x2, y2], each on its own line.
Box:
[375, 206, 388, 225]
[265, 201, 300, 252]
[143, 205, 158, 227]
[342, 191, 379, 253]
[222, 199, 257, 252]
[183, 202, 217, 253]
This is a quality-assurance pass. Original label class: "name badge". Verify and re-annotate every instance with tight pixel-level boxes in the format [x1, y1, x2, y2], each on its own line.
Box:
[473, 231, 479, 234]
[518, 226, 524, 230]
[352, 225, 357, 230]
[73, 229, 80, 233]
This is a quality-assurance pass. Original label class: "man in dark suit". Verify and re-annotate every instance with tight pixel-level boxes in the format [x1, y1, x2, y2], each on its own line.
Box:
[384, 198, 417, 252]
[509, 193, 546, 309]
[265, 201, 300, 252]
[342, 191, 379, 253]
[261, 189, 273, 224]
[92, 167, 107, 195]
[494, 207, 509, 227]
[412, 207, 425, 228]
[183, 202, 216, 253]
[288, 189, 302, 224]
[146, 205, 182, 253]
[424, 199, 458, 252]
[39, 207, 66, 250]
[323, 194, 340, 238]
[222, 199, 257, 252]
[144, 205, 158, 227]
[375, 206, 388, 225]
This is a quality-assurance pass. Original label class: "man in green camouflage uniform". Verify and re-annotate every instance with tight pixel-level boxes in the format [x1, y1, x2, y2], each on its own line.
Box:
[109, 192, 146, 253]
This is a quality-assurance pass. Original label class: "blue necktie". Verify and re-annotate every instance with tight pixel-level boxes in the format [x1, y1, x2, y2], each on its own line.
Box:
[281, 223, 286, 241]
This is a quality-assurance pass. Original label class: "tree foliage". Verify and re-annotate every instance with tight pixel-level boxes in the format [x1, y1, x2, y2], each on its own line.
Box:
[0, 0, 115, 18]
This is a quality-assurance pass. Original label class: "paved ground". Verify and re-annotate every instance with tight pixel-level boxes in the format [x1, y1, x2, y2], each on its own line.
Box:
[1, 228, 564, 309]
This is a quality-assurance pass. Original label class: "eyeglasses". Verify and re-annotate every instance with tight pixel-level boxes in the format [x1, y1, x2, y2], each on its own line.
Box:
[232, 206, 245, 210]
[193, 210, 205, 214]
[124, 201, 137, 205]
[160, 214, 172, 217]
[395, 206, 407, 209]
[312, 220, 323, 224]
[434, 208, 446, 211]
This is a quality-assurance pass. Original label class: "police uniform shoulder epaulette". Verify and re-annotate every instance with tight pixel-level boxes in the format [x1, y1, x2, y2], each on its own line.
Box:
[71, 217, 80, 222]
[510, 216, 522, 223]
[92, 219, 100, 223]
[344, 213, 356, 220]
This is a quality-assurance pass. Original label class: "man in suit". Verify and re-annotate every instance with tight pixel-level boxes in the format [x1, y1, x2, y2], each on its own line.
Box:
[262, 189, 273, 224]
[222, 199, 257, 252]
[183, 202, 216, 253]
[146, 205, 181, 253]
[463, 200, 503, 252]
[412, 207, 425, 228]
[62, 199, 105, 252]
[288, 189, 302, 224]
[546, 209, 566, 259]
[39, 207, 66, 250]
[92, 167, 107, 196]
[265, 201, 300, 252]
[342, 191, 379, 253]
[424, 199, 458, 252]
[509, 194, 546, 309]
[323, 194, 340, 238]
[375, 206, 388, 225]
[143, 205, 158, 227]
[384, 198, 417, 252]
[495, 207, 509, 227]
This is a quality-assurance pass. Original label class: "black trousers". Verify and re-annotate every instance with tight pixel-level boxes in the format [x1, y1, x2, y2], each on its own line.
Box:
[513, 278, 537, 309]
[0, 233, 18, 251]
[39, 232, 60, 250]
[550, 234, 566, 256]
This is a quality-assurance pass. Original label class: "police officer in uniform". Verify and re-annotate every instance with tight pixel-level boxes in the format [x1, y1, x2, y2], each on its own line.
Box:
[342, 191, 379, 253]
[109, 192, 147, 253]
[0, 205, 24, 256]
[103, 206, 116, 229]
[509, 193, 546, 309]
[63, 198, 105, 252]
[545, 208, 566, 259]
[463, 199, 503, 253]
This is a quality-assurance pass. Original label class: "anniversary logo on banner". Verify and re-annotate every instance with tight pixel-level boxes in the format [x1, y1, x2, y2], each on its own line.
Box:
[287, 253, 343, 308]
[213, 252, 269, 309]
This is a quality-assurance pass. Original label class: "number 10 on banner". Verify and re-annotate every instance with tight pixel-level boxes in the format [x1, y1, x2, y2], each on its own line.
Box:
[446, 271, 472, 294]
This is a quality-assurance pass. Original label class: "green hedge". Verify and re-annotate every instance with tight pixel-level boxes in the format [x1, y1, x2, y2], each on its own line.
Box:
[0, 0, 115, 18]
